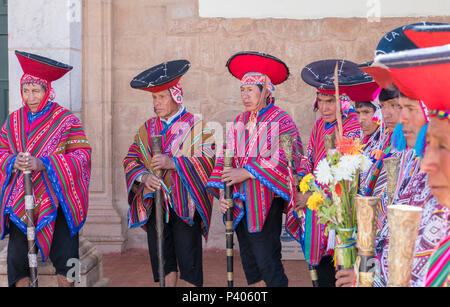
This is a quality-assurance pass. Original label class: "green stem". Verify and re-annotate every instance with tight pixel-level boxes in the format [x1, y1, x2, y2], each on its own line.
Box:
[336, 236, 357, 269]
[342, 245, 357, 269]
[339, 181, 352, 227]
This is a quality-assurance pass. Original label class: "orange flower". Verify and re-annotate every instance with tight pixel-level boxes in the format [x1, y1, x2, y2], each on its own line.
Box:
[336, 136, 364, 156]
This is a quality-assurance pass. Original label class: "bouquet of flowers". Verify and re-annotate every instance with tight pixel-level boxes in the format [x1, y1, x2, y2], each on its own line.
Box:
[299, 136, 373, 269]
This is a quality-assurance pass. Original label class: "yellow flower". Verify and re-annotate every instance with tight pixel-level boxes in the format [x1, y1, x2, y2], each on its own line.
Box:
[306, 192, 324, 211]
[299, 174, 314, 194]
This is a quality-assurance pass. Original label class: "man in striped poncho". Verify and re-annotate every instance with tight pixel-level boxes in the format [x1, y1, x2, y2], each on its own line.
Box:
[335, 89, 401, 287]
[357, 89, 401, 202]
[123, 60, 215, 287]
[0, 51, 91, 287]
[207, 51, 304, 287]
[293, 59, 371, 287]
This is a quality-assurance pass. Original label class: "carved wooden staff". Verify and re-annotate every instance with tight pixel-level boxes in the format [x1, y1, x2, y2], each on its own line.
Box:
[355, 196, 380, 287]
[223, 149, 234, 287]
[387, 205, 423, 287]
[280, 134, 319, 287]
[333, 62, 343, 142]
[150, 135, 165, 287]
[23, 152, 38, 287]
[383, 156, 400, 206]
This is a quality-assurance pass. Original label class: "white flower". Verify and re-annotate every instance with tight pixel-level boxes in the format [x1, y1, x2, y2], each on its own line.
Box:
[332, 155, 360, 182]
[314, 158, 334, 186]
[332, 164, 353, 182]
[340, 155, 360, 175]
[359, 155, 373, 172]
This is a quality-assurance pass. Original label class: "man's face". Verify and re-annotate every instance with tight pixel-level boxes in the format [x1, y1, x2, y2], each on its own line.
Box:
[355, 105, 379, 137]
[317, 93, 337, 124]
[240, 84, 263, 112]
[398, 97, 427, 148]
[152, 90, 179, 120]
[21, 83, 46, 113]
[380, 98, 401, 132]
[421, 117, 450, 208]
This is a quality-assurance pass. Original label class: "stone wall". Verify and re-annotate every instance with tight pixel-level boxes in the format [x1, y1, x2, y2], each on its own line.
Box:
[9, 0, 82, 119]
[82, 0, 448, 251]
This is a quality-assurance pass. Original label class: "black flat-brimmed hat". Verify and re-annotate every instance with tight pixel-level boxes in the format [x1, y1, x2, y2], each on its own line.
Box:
[130, 59, 190, 92]
[301, 59, 379, 102]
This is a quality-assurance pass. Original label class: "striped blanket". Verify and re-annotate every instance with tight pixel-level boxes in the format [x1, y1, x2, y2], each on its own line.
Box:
[374, 148, 422, 287]
[123, 110, 215, 239]
[374, 170, 449, 287]
[295, 110, 360, 267]
[206, 103, 303, 234]
[0, 102, 91, 261]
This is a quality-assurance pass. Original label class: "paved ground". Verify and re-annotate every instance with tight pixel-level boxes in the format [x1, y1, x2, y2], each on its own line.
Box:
[102, 248, 312, 287]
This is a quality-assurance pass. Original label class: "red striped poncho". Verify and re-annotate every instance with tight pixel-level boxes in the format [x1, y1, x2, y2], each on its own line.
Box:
[293, 110, 360, 267]
[206, 104, 303, 234]
[0, 102, 91, 261]
[123, 110, 215, 239]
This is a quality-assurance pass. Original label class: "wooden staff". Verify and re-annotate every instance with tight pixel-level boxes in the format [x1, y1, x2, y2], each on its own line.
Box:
[387, 205, 423, 287]
[333, 61, 343, 142]
[23, 153, 38, 287]
[223, 149, 234, 287]
[150, 135, 165, 287]
[280, 134, 319, 287]
[383, 156, 400, 206]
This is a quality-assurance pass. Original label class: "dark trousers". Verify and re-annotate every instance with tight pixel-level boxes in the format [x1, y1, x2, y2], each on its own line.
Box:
[146, 207, 203, 287]
[235, 197, 288, 287]
[316, 255, 337, 287]
[7, 207, 79, 287]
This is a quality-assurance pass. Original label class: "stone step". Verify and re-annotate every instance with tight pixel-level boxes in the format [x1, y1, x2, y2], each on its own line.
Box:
[0, 236, 108, 287]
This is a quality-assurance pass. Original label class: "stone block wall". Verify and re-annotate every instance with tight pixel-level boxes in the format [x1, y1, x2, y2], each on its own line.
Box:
[8, 0, 82, 119]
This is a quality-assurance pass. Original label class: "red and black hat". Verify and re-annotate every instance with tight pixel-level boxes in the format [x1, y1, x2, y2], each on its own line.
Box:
[404, 24, 450, 48]
[226, 51, 289, 85]
[130, 60, 190, 93]
[15, 50, 73, 82]
[360, 22, 448, 90]
[301, 59, 379, 102]
[374, 22, 446, 56]
[374, 44, 450, 112]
